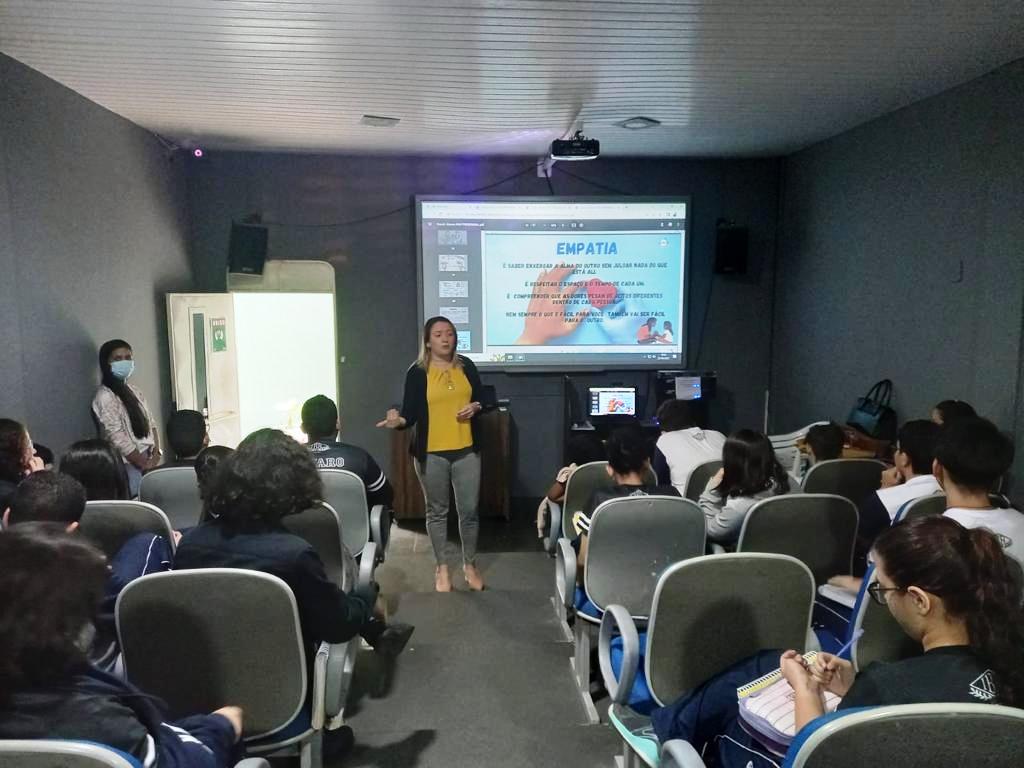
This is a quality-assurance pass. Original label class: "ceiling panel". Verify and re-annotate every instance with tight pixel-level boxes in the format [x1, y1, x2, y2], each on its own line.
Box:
[2, 1, 1022, 156]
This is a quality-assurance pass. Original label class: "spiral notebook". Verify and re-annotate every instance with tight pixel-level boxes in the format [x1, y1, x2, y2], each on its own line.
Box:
[736, 653, 841, 756]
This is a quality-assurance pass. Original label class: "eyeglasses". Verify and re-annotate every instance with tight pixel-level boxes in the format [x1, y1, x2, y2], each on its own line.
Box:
[867, 581, 905, 606]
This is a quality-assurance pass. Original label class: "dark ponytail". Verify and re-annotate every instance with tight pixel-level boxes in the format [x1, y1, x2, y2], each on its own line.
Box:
[719, 429, 790, 498]
[873, 516, 1024, 706]
[98, 339, 149, 439]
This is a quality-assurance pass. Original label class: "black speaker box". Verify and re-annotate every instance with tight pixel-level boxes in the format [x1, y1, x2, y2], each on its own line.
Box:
[713, 226, 748, 275]
[228, 222, 268, 275]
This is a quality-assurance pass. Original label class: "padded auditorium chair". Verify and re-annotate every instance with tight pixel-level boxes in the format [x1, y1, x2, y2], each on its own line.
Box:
[801, 458, 886, 506]
[79, 500, 177, 559]
[117, 569, 347, 768]
[139, 466, 204, 529]
[682, 459, 722, 502]
[319, 469, 389, 564]
[727, 494, 858, 586]
[554, 495, 705, 722]
[657, 703, 1024, 768]
[599, 553, 815, 767]
[0, 740, 270, 768]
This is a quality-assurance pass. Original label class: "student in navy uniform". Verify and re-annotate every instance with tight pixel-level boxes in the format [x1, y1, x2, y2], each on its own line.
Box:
[165, 409, 209, 467]
[3, 471, 173, 667]
[301, 394, 393, 509]
[0, 524, 244, 768]
[652, 516, 1024, 767]
[573, 426, 680, 593]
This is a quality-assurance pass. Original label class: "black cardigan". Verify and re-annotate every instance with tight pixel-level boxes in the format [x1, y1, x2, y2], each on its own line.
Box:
[399, 355, 485, 462]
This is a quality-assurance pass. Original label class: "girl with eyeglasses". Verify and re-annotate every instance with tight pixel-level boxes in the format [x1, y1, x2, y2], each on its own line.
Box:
[781, 515, 1024, 731]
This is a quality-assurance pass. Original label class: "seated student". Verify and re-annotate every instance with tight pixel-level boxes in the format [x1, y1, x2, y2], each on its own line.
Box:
[60, 439, 131, 500]
[301, 394, 393, 509]
[0, 523, 245, 768]
[804, 421, 844, 464]
[931, 398, 977, 426]
[0, 418, 44, 512]
[935, 416, 1023, 564]
[699, 429, 795, 546]
[164, 409, 209, 467]
[652, 399, 726, 494]
[4, 471, 172, 665]
[536, 432, 605, 539]
[195, 445, 233, 512]
[651, 516, 1024, 766]
[573, 426, 680, 590]
[175, 428, 413, 658]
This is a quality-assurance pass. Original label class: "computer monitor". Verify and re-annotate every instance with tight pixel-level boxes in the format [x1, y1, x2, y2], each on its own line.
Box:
[589, 387, 637, 417]
[674, 375, 702, 401]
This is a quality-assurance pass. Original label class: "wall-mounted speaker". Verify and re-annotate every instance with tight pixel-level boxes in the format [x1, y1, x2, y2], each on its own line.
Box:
[228, 222, 268, 275]
[713, 225, 749, 275]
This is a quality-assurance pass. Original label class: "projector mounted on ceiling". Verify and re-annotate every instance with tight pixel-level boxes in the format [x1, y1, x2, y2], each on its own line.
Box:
[551, 130, 600, 161]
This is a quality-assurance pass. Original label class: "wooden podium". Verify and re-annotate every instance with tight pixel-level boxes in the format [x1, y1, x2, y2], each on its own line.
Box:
[389, 408, 512, 520]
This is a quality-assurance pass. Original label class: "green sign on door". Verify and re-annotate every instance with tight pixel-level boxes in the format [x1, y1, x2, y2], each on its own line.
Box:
[211, 318, 228, 352]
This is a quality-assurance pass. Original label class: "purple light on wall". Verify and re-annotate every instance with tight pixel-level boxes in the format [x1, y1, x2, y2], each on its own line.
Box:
[193, 148, 204, 158]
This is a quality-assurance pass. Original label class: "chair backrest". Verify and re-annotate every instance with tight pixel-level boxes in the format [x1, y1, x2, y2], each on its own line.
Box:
[786, 703, 1024, 768]
[645, 553, 815, 706]
[80, 501, 176, 559]
[737, 494, 858, 585]
[117, 569, 307, 740]
[585, 496, 706, 618]
[139, 466, 203, 529]
[801, 459, 885, 505]
[894, 492, 947, 523]
[282, 501, 353, 590]
[319, 469, 370, 557]
[561, 461, 658, 542]
[683, 459, 722, 502]
[0, 741, 140, 768]
[849, 566, 920, 672]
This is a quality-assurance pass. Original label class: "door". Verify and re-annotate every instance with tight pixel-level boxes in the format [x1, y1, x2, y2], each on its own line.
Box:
[167, 294, 242, 447]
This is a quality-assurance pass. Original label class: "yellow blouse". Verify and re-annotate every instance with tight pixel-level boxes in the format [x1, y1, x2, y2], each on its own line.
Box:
[426, 364, 473, 452]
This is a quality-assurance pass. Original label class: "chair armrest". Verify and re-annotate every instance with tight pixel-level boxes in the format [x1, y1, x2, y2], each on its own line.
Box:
[710, 543, 726, 555]
[358, 541, 378, 589]
[598, 604, 640, 705]
[323, 641, 353, 720]
[660, 740, 707, 768]
[544, 502, 562, 554]
[555, 537, 576, 609]
[234, 759, 272, 768]
[311, 642, 328, 730]
[369, 504, 392, 559]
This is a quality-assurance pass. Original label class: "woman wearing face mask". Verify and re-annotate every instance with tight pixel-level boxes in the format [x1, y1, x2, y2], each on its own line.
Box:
[91, 339, 160, 497]
[377, 317, 487, 592]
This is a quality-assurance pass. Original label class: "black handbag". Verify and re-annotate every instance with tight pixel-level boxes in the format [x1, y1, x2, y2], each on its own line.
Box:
[846, 379, 897, 441]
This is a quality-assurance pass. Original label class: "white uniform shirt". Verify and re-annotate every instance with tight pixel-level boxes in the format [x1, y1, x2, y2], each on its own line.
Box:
[876, 474, 943, 521]
[656, 427, 727, 494]
[944, 506, 1024, 564]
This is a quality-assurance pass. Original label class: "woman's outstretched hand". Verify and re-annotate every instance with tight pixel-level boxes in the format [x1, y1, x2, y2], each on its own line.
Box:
[376, 408, 406, 429]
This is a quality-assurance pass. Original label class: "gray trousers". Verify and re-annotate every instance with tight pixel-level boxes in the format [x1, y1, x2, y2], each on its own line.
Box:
[416, 449, 481, 565]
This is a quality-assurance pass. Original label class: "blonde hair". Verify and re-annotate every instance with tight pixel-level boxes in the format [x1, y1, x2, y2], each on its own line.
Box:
[417, 316, 462, 370]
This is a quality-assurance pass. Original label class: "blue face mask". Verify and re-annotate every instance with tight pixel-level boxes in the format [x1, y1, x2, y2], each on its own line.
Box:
[110, 360, 135, 380]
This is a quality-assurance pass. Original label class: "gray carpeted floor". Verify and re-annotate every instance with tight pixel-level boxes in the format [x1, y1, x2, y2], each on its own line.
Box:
[331, 514, 621, 767]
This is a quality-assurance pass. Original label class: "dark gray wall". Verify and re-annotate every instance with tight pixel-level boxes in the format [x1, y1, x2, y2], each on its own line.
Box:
[0, 54, 193, 454]
[772, 59, 1024, 499]
[187, 154, 781, 495]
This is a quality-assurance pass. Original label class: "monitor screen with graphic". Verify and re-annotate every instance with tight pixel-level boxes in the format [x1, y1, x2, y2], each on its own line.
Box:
[588, 387, 637, 417]
[417, 196, 689, 370]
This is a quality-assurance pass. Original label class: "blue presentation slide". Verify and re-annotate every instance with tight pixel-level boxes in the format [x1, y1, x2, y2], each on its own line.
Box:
[483, 231, 683, 346]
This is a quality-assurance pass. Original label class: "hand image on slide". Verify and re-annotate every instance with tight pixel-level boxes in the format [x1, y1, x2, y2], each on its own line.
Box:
[514, 264, 591, 345]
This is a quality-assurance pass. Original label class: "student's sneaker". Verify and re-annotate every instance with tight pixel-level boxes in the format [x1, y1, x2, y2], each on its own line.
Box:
[323, 725, 355, 760]
[463, 563, 485, 591]
[369, 622, 415, 657]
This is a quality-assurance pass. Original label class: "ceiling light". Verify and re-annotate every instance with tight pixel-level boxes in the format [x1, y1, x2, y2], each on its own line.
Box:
[360, 114, 400, 127]
[617, 116, 661, 130]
